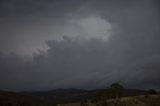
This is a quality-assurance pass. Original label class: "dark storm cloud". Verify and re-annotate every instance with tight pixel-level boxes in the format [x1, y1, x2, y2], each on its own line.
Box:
[90, 0, 160, 89]
[0, 0, 160, 91]
[0, 0, 86, 16]
[0, 0, 88, 54]
[0, 35, 160, 91]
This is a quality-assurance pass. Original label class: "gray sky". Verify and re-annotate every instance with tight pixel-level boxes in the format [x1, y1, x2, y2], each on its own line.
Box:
[0, 0, 160, 91]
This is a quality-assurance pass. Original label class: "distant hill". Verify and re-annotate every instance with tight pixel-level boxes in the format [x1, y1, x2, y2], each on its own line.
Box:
[20, 88, 97, 103]
[20, 88, 148, 103]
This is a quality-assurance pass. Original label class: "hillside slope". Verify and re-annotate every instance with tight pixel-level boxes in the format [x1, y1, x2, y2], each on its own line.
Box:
[97, 95, 160, 106]
[57, 95, 160, 106]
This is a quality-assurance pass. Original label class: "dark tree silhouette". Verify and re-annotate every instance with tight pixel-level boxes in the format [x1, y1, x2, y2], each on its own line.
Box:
[109, 83, 123, 98]
[108, 83, 124, 106]
[147, 89, 157, 95]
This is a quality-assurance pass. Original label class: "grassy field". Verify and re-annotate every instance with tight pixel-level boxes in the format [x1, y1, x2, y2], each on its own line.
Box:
[105, 95, 160, 106]
[57, 95, 160, 106]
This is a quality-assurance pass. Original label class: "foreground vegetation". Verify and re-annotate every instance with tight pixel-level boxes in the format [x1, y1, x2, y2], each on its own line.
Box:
[0, 91, 55, 106]
[57, 95, 160, 106]
[58, 83, 160, 106]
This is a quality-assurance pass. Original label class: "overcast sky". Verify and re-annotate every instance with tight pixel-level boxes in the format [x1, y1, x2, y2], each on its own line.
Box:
[0, 0, 160, 91]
